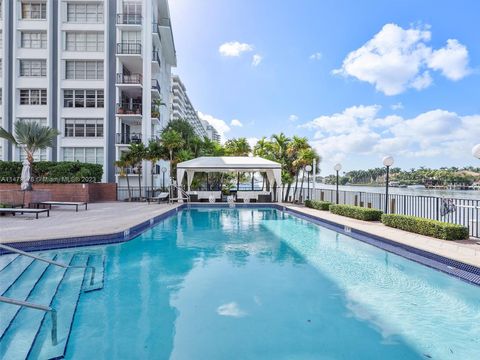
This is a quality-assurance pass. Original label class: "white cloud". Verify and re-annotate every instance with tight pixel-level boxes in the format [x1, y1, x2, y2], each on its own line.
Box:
[309, 52, 322, 60]
[198, 111, 231, 141]
[301, 105, 480, 169]
[217, 302, 247, 317]
[230, 119, 243, 127]
[427, 39, 470, 80]
[247, 137, 259, 149]
[391, 102, 404, 110]
[288, 114, 299, 122]
[252, 54, 263, 66]
[219, 41, 254, 57]
[333, 24, 470, 95]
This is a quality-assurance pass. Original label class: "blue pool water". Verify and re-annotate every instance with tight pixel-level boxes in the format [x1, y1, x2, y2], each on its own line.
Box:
[3, 207, 480, 359]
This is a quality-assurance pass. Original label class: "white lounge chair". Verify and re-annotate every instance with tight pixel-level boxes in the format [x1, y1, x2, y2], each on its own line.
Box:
[147, 192, 169, 204]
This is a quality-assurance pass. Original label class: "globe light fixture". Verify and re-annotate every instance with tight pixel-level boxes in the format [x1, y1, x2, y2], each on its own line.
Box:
[305, 165, 313, 200]
[382, 156, 394, 213]
[333, 164, 342, 204]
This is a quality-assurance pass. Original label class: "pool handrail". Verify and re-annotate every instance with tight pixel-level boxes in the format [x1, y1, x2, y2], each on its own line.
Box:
[0, 243, 96, 286]
[0, 295, 57, 345]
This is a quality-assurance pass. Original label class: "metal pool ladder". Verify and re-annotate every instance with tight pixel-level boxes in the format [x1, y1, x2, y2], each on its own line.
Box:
[0, 243, 98, 345]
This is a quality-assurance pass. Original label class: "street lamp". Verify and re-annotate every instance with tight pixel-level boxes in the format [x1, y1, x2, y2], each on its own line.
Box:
[472, 144, 480, 159]
[161, 167, 167, 191]
[383, 156, 394, 214]
[334, 163, 342, 204]
[305, 165, 313, 200]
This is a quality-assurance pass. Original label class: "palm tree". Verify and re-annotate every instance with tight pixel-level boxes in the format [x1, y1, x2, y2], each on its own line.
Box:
[115, 155, 132, 201]
[288, 136, 310, 201]
[224, 138, 251, 156]
[0, 121, 59, 190]
[161, 129, 184, 162]
[145, 140, 165, 189]
[128, 142, 147, 199]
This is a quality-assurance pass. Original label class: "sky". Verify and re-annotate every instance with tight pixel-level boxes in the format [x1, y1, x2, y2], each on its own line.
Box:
[169, 0, 480, 175]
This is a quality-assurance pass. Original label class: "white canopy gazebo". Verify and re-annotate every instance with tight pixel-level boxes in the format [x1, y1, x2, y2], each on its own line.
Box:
[176, 156, 282, 200]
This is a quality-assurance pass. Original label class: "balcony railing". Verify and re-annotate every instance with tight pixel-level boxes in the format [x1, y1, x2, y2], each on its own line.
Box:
[151, 79, 160, 93]
[117, 73, 143, 85]
[117, 13, 142, 25]
[158, 18, 171, 27]
[152, 23, 160, 37]
[116, 132, 142, 144]
[152, 51, 161, 66]
[117, 43, 142, 55]
[116, 102, 142, 115]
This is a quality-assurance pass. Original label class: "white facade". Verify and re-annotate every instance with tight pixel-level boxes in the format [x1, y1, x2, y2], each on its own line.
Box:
[0, 0, 176, 184]
[170, 74, 207, 138]
[201, 119, 221, 143]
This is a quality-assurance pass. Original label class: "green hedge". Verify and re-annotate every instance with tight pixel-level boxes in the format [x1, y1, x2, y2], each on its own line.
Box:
[381, 214, 469, 240]
[305, 200, 332, 211]
[330, 204, 383, 221]
[0, 161, 103, 183]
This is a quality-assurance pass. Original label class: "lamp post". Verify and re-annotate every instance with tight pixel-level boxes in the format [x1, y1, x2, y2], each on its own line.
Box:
[334, 163, 342, 204]
[161, 167, 167, 191]
[383, 156, 394, 214]
[473, 144, 480, 159]
[305, 165, 312, 200]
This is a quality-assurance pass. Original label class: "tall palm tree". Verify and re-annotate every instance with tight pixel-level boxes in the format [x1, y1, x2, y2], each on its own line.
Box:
[288, 136, 310, 201]
[145, 140, 165, 189]
[224, 138, 251, 156]
[128, 142, 147, 199]
[0, 121, 59, 190]
[115, 155, 132, 201]
[161, 129, 184, 162]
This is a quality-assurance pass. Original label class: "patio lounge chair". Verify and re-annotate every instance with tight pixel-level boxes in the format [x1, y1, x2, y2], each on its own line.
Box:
[147, 192, 170, 204]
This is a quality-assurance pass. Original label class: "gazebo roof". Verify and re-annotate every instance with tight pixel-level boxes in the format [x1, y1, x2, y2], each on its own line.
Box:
[176, 156, 281, 171]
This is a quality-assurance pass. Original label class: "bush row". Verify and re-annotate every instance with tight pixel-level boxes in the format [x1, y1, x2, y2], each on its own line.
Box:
[0, 161, 103, 183]
[381, 214, 469, 241]
[329, 204, 383, 221]
[305, 200, 332, 210]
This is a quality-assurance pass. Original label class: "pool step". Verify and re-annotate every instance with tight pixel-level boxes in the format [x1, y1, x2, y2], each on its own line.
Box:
[0, 254, 57, 339]
[83, 254, 106, 292]
[27, 254, 89, 360]
[0, 254, 19, 272]
[0, 256, 36, 295]
[0, 251, 106, 360]
[0, 253, 74, 360]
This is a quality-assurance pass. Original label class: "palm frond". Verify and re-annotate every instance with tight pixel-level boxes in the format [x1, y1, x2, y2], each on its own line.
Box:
[0, 126, 18, 145]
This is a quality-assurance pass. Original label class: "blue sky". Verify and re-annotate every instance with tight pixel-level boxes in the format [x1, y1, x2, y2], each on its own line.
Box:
[169, 0, 480, 174]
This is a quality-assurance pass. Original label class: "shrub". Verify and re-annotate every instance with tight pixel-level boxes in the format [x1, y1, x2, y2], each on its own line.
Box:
[330, 204, 383, 221]
[381, 214, 469, 241]
[0, 161, 103, 183]
[305, 200, 332, 211]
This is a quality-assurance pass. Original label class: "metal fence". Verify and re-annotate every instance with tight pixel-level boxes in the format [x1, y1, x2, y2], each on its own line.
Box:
[294, 188, 480, 238]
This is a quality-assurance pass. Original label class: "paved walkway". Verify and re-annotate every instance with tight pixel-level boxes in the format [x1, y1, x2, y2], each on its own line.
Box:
[0, 202, 180, 243]
[285, 204, 480, 267]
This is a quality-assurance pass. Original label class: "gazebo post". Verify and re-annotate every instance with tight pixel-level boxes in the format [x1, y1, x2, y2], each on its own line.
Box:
[237, 172, 240, 191]
[251, 172, 254, 191]
[206, 173, 209, 191]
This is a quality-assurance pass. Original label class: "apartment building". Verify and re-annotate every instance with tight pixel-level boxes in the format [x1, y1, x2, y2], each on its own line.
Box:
[0, 0, 176, 185]
[170, 74, 208, 138]
[201, 119, 221, 143]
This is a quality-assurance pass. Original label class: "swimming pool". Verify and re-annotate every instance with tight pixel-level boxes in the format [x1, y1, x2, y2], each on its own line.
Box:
[1, 207, 480, 359]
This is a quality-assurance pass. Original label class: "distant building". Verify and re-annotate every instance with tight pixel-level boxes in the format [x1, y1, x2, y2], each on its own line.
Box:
[170, 75, 207, 138]
[201, 120, 221, 143]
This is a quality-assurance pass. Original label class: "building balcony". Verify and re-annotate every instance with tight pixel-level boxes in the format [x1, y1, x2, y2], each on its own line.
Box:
[152, 23, 161, 39]
[116, 102, 142, 115]
[117, 43, 142, 55]
[152, 50, 161, 71]
[117, 13, 142, 25]
[117, 73, 143, 85]
[151, 79, 161, 97]
[116, 132, 142, 145]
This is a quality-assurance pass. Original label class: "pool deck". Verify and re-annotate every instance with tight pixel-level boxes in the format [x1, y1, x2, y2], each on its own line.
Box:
[285, 204, 480, 268]
[1, 201, 479, 268]
[0, 202, 181, 244]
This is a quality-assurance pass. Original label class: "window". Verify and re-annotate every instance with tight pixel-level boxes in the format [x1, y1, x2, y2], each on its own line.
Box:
[0, 31, 2, 49]
[19, 89, 47, 105]
[67, 3, 103, 23]
[18, 117, 47, 126]
[64, 118, 103, 137]
[65, 60, 103, 80]
[65, 32, 104, 52]
[21, 31, 47, 49]
[62, 147, 104, 164]
[21, 2, 47, 20]
[20, 59, 47, 77]
[63, 90, 104, 108]
[121, 31, 141, 44]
